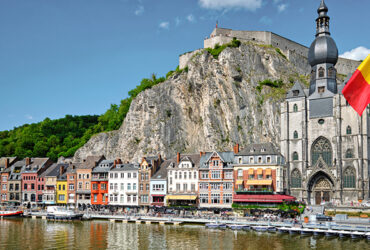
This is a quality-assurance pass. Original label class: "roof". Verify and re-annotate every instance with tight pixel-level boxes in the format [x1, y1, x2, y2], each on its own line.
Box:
[152, 160, 173, 180]
[92, 160, 114, 173]
[0, 157, 17, 168]
[79, 155, 105, 169]
[233, 194, 296, 203]
[199, 151, 234, 169]
[22, 158, 51, 173]
[110, 163, 138, 172]
[177, 154, 201, 168]
[236, 143, 280, 156]
[40, 163, 59, 177]
[44, 163, 62, 177]
[286, 81, 307, 99]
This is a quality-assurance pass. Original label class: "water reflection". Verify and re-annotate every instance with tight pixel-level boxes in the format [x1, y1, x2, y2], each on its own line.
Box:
[0, 219, 369, 250]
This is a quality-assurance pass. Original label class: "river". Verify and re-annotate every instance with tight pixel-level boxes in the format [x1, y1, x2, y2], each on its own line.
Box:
[0, 219, 368, 249]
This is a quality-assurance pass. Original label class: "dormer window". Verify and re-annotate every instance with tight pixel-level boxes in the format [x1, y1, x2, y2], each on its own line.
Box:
[250, 148, 255, 153]
[318, 86, 325, 93]
[249, 157, 254, 164]
[238, 157, 242, 164]
[267, 157, 271, 163]
[258, 157, 262, 163]
[261, 148, 266, 152]
[293, 90, 299, 97]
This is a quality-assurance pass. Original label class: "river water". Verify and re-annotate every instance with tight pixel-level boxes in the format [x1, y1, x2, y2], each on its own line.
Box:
[0, 219, 368, 249]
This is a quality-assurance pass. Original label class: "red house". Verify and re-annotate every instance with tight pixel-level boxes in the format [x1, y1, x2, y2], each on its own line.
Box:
[91, 160, 115, 206]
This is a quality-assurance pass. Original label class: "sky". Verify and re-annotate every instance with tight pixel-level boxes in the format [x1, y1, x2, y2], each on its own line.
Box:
[0, 0, 369, 131]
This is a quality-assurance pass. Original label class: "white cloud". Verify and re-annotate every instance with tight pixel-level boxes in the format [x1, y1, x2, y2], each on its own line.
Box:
[187, 14, 195, 23]
[198, 0, 262, 11]
[340, 46, 370, 61]
[25, 114, 33, 120]
[259, 16, 272, 25]
[277, 3, 288, 12]
[159, 21, 169, 29]
[135, 5, 144, 16]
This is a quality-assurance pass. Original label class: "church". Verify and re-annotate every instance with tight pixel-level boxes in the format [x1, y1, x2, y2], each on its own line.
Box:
[280, 0, 370, 205]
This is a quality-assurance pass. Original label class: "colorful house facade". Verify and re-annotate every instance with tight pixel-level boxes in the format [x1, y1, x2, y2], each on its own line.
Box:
[91, 160, 114, 206]
[138, 155, 162, 207]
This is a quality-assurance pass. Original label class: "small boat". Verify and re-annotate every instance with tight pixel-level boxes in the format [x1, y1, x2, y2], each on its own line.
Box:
[252, 226, 275, 232]
[350, 231, 365, 239]
[312, 229, 325, 236]
[267, 227, 277, 232]
[227, 224, 250, 230]
[0, 211, 23, 218]
[324, 230, 338, 237]
[205, 223, 227, 229]
[277, 227, 289, 233]
[366, 232, 370, 240]
[337, 230, 351, 238]
[288, 228, 301, 234]
[46, 206, 83, 221]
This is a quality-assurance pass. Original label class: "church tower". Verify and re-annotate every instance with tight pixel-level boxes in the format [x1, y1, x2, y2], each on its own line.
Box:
[308, 0, 338, 118]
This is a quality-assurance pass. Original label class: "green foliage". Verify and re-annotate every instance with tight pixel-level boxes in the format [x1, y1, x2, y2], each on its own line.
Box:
[166, 110, 172, 118]
[206, 38, 241, 59]
[256, 79, 284, 93]
[275, 48, 287, 60]
[232, 203, 278, 209]
[213, 98, 221, 108]
[277, 201, 306, 214]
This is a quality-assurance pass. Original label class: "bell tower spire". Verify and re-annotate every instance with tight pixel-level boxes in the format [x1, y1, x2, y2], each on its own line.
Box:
[316, 0, 330, 37]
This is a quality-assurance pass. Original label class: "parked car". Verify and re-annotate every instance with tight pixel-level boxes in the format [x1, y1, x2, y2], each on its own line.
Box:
[316, 214, 333, 221]
[361, 200, 370, 207]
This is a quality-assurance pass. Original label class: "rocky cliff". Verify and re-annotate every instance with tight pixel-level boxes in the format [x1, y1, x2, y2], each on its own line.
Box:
[74, 42, 316, 162]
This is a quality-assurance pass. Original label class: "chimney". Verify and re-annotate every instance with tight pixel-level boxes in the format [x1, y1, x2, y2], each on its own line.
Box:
[177, 152, 180, 164]
[72, 165, 75, 170]
[116, 158, 122, 165]
[26, 157, 31, 166]
[234, 144, 240, 154]
[5, 158, 9, 168]
[59, 165, 65, 176]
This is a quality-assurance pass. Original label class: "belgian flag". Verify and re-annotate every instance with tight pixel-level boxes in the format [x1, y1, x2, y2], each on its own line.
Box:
[342, 54, 370, 116]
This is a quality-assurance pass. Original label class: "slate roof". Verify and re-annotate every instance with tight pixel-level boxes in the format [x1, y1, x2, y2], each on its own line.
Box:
[152, 159, 174, 180]
[199, 151, 234, 169]
[286, 81, 307, 99]
[236, 143, 280, 156]
[92, 160, 114, 173]
[110, 163, 139, 172]
[22, 158, 51, 173]
[44, 163, 63, 177]
[166, 154, 201, 169]
[79, 155, 105, 169]
[0, 157, 17, 168]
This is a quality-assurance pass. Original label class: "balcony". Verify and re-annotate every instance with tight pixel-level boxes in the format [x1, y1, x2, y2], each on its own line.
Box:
[235, 188, 273, 194]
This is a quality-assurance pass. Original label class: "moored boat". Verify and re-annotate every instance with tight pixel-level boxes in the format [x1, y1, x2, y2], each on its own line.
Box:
[300, 228, 313, 235]
[324, 230, 338, 237]
[227, 224, 250, 230]
[350, 231, 365, 239]
[366, 232, 370, 240]
[288, 228, 301, 234]
[46, 207, 83, 221]
[0, 211, 23, 218]
[277, 227, 289, 233]
[312, 229, 325, 236]
[205, 223, 227, 229]
[337, 230, 351, 238]
[252, 226, 275, 232]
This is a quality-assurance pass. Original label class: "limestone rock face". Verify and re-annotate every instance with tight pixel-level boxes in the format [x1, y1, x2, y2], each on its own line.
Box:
[74, 43, 312, 162]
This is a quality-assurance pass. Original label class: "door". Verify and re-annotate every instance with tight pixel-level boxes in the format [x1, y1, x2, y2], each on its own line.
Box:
[315, 192, 321, 205]
[323, 191, 330, 203]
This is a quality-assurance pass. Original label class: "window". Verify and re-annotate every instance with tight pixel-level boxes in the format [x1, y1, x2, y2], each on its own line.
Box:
[211, 171, 221, 179]
[318, 119, 325, 125]
[183, 184, 187, 191]
[133, 183, 136, 190]
[193, 172, 197, 179]
[58, 185, 62, 191]
[223, 182, 232, 190]
[2, 184, 6, 190]
[318, 67, 325, 77]
[176, 184, 180, 192]
[346, 126, 352, 135]
[257, 174, 263, 180]
[169, 177, 173, 185]
[212, 160, 219, 167]
[237, 169, 243, 177]
[258, 157, 262, 163]
[328, 67, 334, 78]
[211, 193, 220, 203]
[201, 172, 208, 179]
[291, 169, 302, 188]
[343, 167, 356, 188]
[120, 194, 124, 203]
[179, 172, 182, 179]
[114, 183, 118, 191]
[92, 183, 98, 190]
[31, 183, 35, 190]
[311, 137, 332, 167]
[146, 184, 149, 191]
[250, 157, 254, 163]
[69, 175, 74, 180]
[58, 195, 65, 201]
[223, 193, 232, 203]
[114, 173, 118, 179]
[318, 86, 325, 93]
[133, 195, 137, 202]
[121, 173, 124, 178]
[200, 183, 208, 190]
[267, 157, 271, 163]
[293, 152, 299, 161]
[293, 90, 299, 97]
[85, 182, 90, 189]
[145, 173, 149, 180]
[345, 149, 353, 159]
[210, 183, 220, 190]
[110, 183, 113, 190]
[69, 184, 74, 190]
[133, 173, 137, 178]
[114, 194, 117, 202]
[110, 173, 113, 179]
[191, 184, 195, 192]
[127, 195, 131, 203]
[140, 184, 143, 191]
[79, 174, 82, 179]
[93, 194, 97, 202]
[175, 172, 178, 179]
[225, 171, 233, 179]
[140, 195, 148, 203]
[101, 183, 106, 190]
[293, 131, 298, 139]
[238, 157, 242, 164]
[121, 183, 125, 190]
[200, 194, 208, 203]
[293, 104, 298, 112]
[86, 174, 89, 179]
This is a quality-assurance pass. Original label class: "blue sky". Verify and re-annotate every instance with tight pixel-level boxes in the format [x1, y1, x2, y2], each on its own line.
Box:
[0, 0, 369, 131]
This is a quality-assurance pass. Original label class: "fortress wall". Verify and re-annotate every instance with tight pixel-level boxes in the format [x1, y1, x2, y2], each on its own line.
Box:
[270, 33, 308, 57]
[203, 36, 233, 49]
[336, 57, 360, 76]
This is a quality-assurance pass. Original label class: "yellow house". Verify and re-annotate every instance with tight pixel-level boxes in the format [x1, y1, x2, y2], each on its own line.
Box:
[56, 179, 68, 204]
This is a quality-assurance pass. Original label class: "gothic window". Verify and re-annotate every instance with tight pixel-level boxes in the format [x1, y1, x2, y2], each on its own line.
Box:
[346, 126, 352, 135]
[318, 67, 325, 78]
[328, 67, 334, 78]
[293, 104, 298, 112]
[311, 137, 332, 167]
[293, 131, 298, 139]
[292, 152, 299, 161]
[343, 167, 356, 188]
[291, 169, 301, 188]
[345, 149, 353, 159]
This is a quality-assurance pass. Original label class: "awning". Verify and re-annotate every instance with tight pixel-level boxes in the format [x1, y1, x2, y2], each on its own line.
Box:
[246, 180, 273, 186]
[265, 169, 272, 175]
[152, 194, 165, 197]
[233, 194, 296, 203]
[248, 169, 254, 175]
[235, 180, 244, 185]
[257, 168, 263, 175]
[166, 195, 197, 200]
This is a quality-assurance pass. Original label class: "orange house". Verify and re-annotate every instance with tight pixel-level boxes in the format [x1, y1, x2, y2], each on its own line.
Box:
[91, 160, 114, 206]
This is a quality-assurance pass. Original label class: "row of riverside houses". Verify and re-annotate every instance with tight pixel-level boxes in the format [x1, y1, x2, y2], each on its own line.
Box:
[0, 143, 295, 209]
